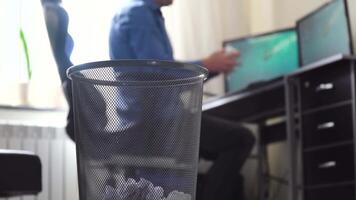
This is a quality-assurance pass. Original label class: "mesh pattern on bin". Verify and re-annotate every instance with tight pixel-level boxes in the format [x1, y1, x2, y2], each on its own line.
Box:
[69, 61, 205, 200]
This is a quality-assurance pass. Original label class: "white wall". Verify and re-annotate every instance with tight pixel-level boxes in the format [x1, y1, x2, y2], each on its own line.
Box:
[249, 0, 275, 34]
[248, 0, 330, 33]
[272, 0, 329, 29]
[347, 0, 356, 51]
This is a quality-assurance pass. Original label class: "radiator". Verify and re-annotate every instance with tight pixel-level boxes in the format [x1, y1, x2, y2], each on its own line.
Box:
[0, 122, 79, 200]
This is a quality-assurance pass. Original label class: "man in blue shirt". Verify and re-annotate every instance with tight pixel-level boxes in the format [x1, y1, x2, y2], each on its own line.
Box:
[109, 0, 255, 199]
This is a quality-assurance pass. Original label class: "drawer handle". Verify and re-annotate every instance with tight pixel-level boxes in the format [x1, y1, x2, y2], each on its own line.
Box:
[315, 83, 334, 92]
[318, 161, 337, 169]
[317, 122, 335, 130]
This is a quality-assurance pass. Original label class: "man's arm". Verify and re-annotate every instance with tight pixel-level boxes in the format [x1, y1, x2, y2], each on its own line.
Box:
[125, 6, 239, 76]
[188, 49, 240, 79]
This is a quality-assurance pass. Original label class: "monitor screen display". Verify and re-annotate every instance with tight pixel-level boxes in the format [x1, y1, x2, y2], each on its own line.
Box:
[298, 0, 352, 66]
[224, 29, 299, 93]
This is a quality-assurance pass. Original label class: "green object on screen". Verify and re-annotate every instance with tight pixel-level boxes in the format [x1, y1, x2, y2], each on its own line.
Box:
[20, 28, 32, 80]
[224, 29, 298, 93]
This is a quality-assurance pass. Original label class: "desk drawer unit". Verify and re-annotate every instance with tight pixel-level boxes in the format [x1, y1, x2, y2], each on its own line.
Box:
[302, 105, 353, 148]
[300, 66, 351, 110]
[304, 184, 355, 200]
[286, 58, 356, 200]
[303, 144, 355, 186]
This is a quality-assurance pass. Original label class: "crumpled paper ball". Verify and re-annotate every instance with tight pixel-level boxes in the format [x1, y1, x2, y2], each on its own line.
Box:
[103, 178, 191, 200]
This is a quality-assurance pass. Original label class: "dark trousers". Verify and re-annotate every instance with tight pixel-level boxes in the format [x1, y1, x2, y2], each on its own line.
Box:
[198, 114, 255, 200]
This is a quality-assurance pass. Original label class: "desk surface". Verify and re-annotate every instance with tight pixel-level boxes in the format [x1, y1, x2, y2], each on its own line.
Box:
[203, 80, 285, 123]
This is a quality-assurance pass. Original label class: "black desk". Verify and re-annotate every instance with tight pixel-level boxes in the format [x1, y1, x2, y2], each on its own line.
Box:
[202, 54, 356, 200]
[203, 55, 353, 122]
[203, 80, 285, 122]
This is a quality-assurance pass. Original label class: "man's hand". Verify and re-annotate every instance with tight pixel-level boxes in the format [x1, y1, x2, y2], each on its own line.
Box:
[202, 49, 240, 73]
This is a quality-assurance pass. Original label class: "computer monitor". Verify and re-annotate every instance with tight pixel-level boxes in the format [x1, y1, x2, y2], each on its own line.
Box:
[224, 28, 299, 93]
[297, 0, 353, 66]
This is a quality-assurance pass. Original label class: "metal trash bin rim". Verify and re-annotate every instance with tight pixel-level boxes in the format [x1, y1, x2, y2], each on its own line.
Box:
[67, 60, 208, 86]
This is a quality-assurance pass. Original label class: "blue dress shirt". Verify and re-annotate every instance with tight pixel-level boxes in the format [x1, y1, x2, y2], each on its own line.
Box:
[109, 0, 174, 61]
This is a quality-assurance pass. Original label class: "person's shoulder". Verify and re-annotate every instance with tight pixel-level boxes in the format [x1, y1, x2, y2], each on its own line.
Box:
[118, 1, 155, 25]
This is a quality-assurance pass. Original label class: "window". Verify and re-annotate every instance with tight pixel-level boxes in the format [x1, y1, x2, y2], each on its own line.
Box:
[0, 0, 122, 109]
[0, 0, 65, 109]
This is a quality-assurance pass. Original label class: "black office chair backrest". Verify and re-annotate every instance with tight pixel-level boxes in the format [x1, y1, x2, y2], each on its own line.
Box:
[42, 2, 73, 81]
[42, 1, 75, 140]
[42, 2, 109, 142]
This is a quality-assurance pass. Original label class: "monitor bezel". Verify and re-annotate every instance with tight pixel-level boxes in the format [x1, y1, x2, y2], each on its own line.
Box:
[222, 27, 297, 93]
[296, 0, 354, 67]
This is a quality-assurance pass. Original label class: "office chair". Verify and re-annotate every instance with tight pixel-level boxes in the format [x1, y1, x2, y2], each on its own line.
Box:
[42, 0, 75, 140]
[42, 2, 117, 196]
[42, 0, 110, 144]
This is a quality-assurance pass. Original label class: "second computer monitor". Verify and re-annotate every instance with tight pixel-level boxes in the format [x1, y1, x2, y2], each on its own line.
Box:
[224, 28, 299, 93]
[297, 0, 353, 66]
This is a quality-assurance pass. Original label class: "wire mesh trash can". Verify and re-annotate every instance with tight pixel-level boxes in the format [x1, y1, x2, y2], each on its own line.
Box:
[67, 60, 208, 200]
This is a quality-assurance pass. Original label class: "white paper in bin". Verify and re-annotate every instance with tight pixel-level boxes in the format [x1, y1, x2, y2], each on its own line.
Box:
[103, 178, 191, 200]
